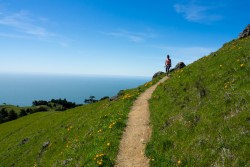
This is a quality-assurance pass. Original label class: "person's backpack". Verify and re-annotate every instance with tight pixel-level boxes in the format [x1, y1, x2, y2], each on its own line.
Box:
[167, 59, 171, 67]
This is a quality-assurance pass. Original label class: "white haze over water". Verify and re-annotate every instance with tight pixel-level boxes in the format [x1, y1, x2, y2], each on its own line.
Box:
[0, 73, 150, 106]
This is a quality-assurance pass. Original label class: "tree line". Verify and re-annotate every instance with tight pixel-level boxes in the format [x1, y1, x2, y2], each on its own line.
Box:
[0, 106, 54, 124]
[1, 96, 111, 124]
[0, 98, 79, 124]
[0, 108, 18, 123]
[32, 98, 77, 110]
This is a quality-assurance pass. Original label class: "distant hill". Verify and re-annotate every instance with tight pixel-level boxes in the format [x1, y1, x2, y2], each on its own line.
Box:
[146, 35, 250, 166]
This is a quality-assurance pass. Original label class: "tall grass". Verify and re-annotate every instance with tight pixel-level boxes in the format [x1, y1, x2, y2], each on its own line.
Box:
[146, 37, 250, 166]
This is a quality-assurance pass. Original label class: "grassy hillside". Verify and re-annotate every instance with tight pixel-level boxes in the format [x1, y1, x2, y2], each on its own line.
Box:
[146, 36, 250, 166]
[1, 35, 249, 167]
[0, 76, 162, 167]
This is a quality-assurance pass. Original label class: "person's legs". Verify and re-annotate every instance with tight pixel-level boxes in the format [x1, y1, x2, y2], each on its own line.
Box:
[166, 65, 170, 76]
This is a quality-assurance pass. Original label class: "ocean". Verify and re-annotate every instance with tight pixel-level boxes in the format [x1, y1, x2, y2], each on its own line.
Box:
[0, 73, 150, 106]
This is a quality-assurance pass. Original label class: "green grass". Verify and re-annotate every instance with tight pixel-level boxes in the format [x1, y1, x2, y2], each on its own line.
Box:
[146, 37, 250, 166]
[0, 75, 163, 167]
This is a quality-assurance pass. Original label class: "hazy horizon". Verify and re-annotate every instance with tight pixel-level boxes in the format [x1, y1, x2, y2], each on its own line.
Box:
[0, 74, 150, 106]
[0, 71, 153, 78]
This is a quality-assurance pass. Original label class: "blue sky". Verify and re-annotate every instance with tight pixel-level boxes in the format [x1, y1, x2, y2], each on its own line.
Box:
[0, 0, 249, 77]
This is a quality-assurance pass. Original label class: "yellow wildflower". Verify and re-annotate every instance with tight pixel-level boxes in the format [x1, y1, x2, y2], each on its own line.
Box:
[96, 153, 105, 158]
[240, 64, 244, 67]
[177, 160, 181, 165]
[220, 65, 223, 67]
[107, 143, 111, 146]
[109, 122, 116, 128]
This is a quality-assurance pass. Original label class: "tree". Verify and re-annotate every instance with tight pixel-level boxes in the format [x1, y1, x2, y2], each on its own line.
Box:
[32, 100, 48, 106]
[84, 96, 98, 104]
[50, 98, 76, 109]
[32, 100, 38, 106]
[19, 109, 27, 117]
[0, 108, 8, 117]
[8, 110, 18, 121]
[26, 108, 32, 114]
[0, 108, 8, 123]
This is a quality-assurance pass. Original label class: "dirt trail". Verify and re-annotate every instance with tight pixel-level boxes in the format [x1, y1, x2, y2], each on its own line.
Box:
[115, 76, 168, 167]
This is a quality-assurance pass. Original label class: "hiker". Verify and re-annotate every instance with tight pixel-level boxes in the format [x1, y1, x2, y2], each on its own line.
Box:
[165, 54, 171, 76]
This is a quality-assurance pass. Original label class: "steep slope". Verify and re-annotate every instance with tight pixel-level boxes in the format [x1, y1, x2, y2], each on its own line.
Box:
[146, 36, 250, 166]
[0, 77, 163, 167]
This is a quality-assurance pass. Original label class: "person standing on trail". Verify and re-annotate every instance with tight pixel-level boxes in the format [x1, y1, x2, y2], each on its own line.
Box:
[165, 55, 171, 76]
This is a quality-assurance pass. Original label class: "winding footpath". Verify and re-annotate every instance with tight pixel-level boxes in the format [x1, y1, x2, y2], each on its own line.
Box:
[115, 76, 168, 167]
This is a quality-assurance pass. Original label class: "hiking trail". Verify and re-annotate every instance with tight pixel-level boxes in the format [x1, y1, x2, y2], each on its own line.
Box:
[115, 76, 168, 167]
